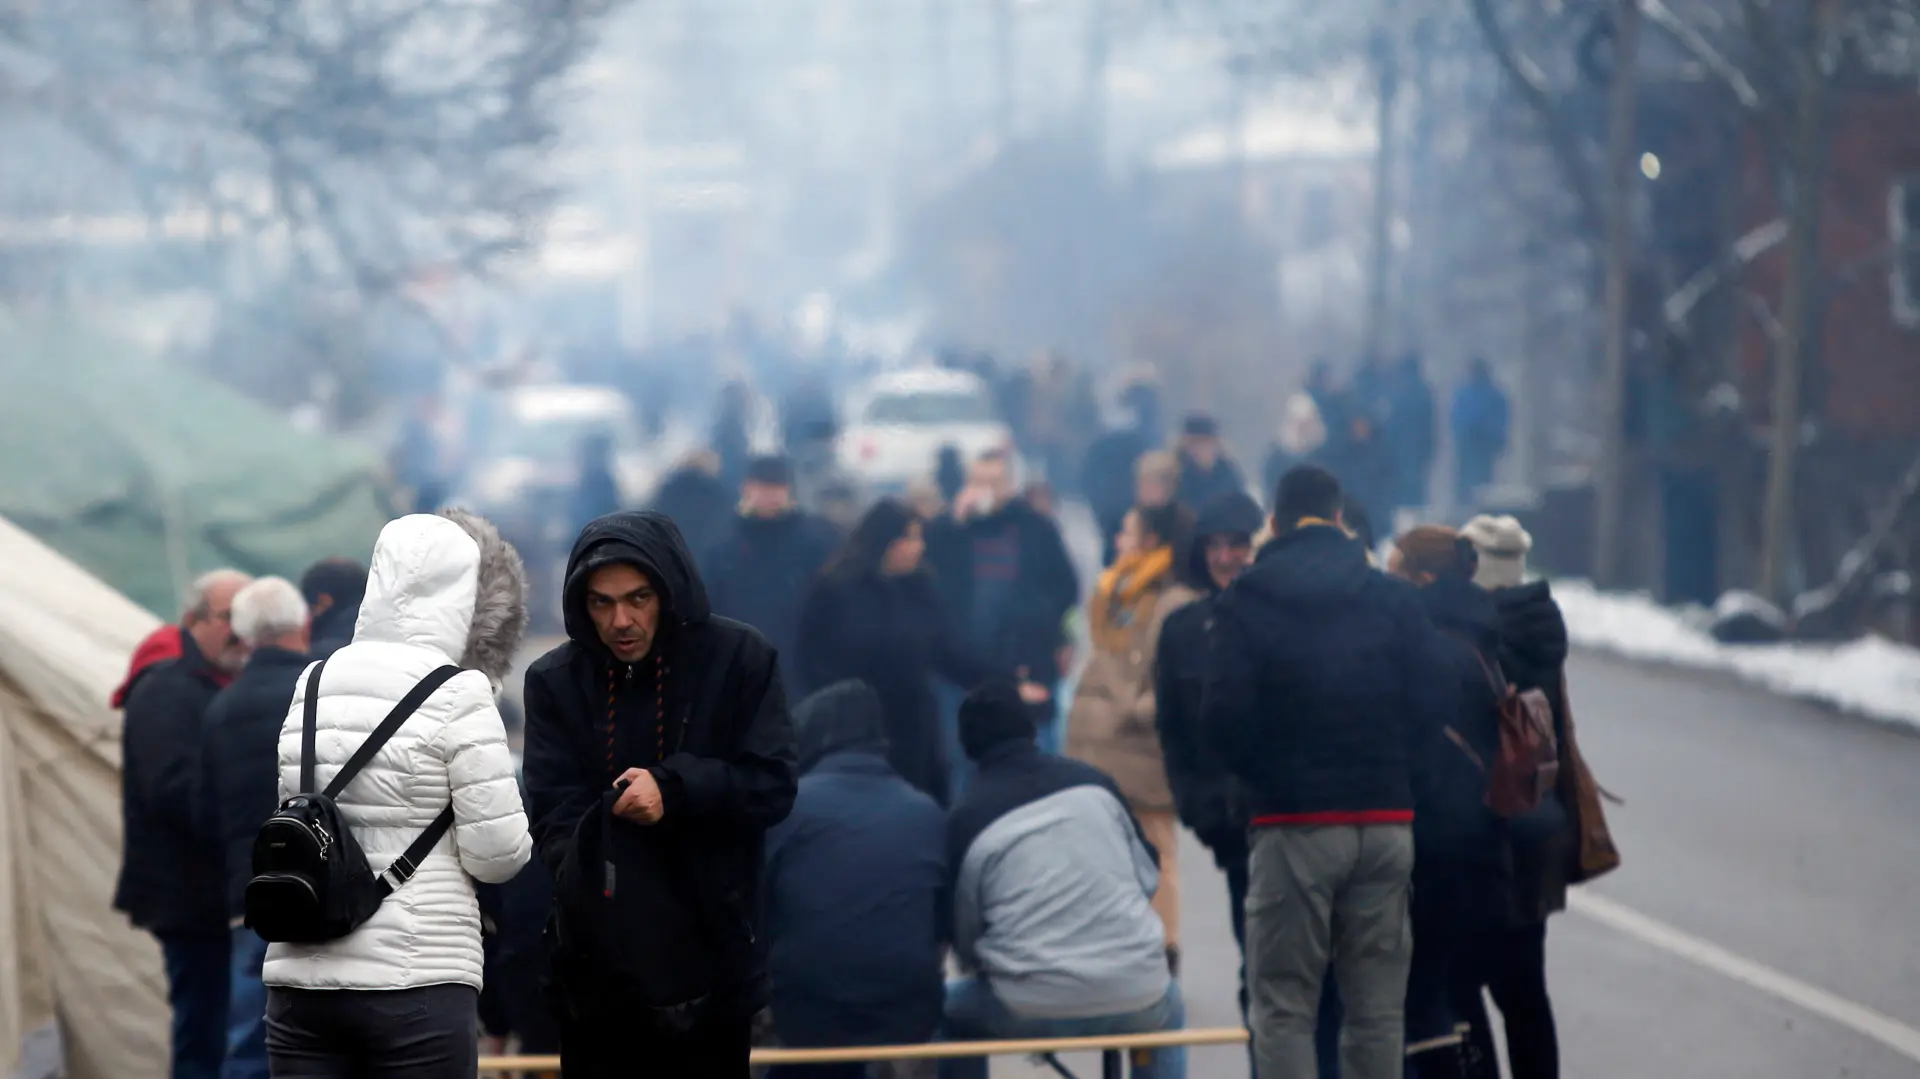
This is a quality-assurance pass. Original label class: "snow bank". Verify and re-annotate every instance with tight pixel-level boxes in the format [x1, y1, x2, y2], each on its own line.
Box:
[1554, 580, 1920, 730]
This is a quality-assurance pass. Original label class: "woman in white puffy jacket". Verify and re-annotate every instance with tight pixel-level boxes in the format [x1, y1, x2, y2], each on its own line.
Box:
[264, 510, 534, 1078]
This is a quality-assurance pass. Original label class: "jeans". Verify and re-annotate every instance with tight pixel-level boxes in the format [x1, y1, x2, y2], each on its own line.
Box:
[265, 985, 478, 1079]
[224, 927, 270, 1079]
[1460, 922, 1558, 1079]
[1246, 825, 1413, 1079]
[938, 978, 1186, 1079]
[160, 933, 231, 1079]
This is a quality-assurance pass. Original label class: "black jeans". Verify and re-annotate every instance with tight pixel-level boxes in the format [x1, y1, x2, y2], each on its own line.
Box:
[160, 933, 231, 1079]
[265, 985, 478, 1079]
[1459, 922, 1558, 1079]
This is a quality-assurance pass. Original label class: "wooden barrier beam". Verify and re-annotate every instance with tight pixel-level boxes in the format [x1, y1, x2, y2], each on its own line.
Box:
[477, 1026, 1249, 1072]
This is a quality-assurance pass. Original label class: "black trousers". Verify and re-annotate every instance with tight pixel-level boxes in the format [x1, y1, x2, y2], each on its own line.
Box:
[562, 1013, 753, 1078]
[265, 985, 478, 1079]
[1458, 922, 1558, 1079]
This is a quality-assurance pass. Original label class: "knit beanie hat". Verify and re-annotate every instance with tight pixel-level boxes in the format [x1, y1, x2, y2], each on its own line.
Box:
[1460, 515, 1533, 589]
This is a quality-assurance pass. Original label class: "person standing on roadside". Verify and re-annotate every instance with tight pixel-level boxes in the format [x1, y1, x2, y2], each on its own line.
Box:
[1203, 466, 1443, 1079]
[705, 455, 841, 688]
[1174, 414, 1248, 512]
[523, 510, 798, 1077]
[117, 568, 253, 1079]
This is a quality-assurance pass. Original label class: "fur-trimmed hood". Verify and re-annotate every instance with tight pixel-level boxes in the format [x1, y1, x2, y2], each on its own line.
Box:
[353, 510, 528, 685]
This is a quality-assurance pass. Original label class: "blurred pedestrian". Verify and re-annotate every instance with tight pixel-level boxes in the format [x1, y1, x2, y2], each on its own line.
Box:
[1174, 414, 1247, 511]
[763, 682, 948, 1078]
[571, 432, 623, 538]
[262, 511, 532, 1079]
[1386, 526, 1515, 1079]
[1263, 392, 1329, 507]
[1203, 467, 1441, 1079]
[1451, 358, 1511, 508]
[935, 444, 967, 507]
[298, 558, 366, 660]
[1386, 353, 1437, 515]
[942, 682, 1187, 1079]
[196, 577, 309, 1079]
[117, 568, 252, 1079]
[1083, 381, 1163, 567]
[705, 455, 841, 687]
[1321, 410, 1395, 540]
[714, 379, 757, 491]
[1067, 502, 1194, 970]
[524, 510, 797, 1078]
[648, 449, 734, 578]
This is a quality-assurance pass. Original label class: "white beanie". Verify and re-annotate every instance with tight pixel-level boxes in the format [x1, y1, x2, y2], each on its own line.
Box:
[1460, 515, 1532, 589]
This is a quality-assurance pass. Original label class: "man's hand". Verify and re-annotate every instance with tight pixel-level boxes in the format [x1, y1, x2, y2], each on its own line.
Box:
[612, 767, 665, 825]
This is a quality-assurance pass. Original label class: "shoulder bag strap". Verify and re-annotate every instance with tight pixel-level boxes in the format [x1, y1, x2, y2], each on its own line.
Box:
[299, 657, 330, 795]
[321, 665, 465, 800]
[1443, 627, 1509, 698]
[377, 806, 457, 895]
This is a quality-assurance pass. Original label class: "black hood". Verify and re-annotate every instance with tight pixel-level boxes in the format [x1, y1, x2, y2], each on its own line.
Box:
[1492, 580, 1570, 671]
[1419, 575, 1501, 647]
[793, 680, 888, 775]
[1237, 524, 1378, 608]
[1183, 492, 1264, 590]
[562, 511, 711, 655]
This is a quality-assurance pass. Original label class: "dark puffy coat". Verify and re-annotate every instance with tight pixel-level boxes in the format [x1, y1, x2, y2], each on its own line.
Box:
[764, 682, 948, 1048]
[198, 646, 310, 919]
[794, 571, 997, 807]
[307, 601, 361, 660]
[115, 631, 229, 935]
[1176, 451, 1248, 512]
[1492, 580, 1575, 922]
[924, 501, 1078, 683]
[1201, 525, 1445, 825]
[647, 467, 735, 578]
[1412, 577, 1513, 930]
[1154, 493, 1264, 854]
[704, 512, 841, 685]
[522, 511, 798, 1028]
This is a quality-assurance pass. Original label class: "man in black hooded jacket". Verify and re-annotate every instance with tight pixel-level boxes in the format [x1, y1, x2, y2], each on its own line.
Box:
[522, 510, 798, 1077]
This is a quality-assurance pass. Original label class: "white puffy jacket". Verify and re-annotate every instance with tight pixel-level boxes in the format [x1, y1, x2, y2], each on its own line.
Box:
[264, 514, 533, 991]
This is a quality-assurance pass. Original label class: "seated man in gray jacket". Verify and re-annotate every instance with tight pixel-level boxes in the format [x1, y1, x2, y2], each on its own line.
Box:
[940, 681, 1186, 1079]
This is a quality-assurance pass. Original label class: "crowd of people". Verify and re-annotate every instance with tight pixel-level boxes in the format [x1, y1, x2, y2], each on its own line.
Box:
[113, 347, 1597, 1079]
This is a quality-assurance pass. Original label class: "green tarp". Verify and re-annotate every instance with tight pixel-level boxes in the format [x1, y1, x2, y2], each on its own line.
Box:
[0, 317, 395, 617]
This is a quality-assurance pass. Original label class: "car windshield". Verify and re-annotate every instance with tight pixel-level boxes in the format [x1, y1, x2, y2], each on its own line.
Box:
[864, 389, 997, 425]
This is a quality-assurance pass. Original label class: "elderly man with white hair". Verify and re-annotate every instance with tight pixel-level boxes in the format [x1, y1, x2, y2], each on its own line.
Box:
[197, 577, 313, 1079]
[116, 567, 255, 1079]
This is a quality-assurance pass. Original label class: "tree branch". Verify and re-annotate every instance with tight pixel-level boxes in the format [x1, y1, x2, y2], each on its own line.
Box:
[1466, 0, 1606, 242]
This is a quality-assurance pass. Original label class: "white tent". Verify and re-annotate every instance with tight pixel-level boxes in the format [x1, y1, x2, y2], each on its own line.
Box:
[0, 516, 168, 1079]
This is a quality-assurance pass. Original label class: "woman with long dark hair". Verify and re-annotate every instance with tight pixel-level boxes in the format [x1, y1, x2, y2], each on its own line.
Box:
[795, 499, 1043, 806]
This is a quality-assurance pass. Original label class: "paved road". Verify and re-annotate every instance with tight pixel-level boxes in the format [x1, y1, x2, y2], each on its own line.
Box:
[512, 503, 1920, 1077]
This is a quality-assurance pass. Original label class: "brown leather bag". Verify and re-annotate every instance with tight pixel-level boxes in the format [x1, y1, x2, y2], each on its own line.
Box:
[1558, 680, 1622, 883]
[1445, 644, 1561, 819]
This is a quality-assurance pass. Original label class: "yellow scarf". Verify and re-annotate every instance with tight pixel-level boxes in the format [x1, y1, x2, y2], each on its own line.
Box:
[1090, 546, 1175, 652]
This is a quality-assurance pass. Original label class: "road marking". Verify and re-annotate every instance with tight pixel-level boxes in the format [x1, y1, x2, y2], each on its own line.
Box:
[1570, 891, 1920, 1062]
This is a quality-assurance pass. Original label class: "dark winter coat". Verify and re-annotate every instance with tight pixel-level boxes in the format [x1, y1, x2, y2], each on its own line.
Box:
[1153, 494, 1264, 856]
[115, 631, 230, 936]
[763, 682, 948, 1049]
[704, 512, 841, 685]
[924, 501, 1078, 684]
[1411, 577, 1514, 931]
[1386, 371, 1437, 508]
[307, 601, 361, 660]
[198, 645, 310, 920]
[1176, 451, 1248, 512]
[794, 570, 997, 807]
[647, 467, 736, 578]
[1083, 427, 1153, 549]
[1491, 581, 1576, 922]
[522, 511, 798, 1028]
[1320, 430, 1396, 535]
[1201, 525, 1445, 827]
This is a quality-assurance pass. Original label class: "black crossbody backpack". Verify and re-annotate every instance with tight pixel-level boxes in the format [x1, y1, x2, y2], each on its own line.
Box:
[245, 657, 463, 943]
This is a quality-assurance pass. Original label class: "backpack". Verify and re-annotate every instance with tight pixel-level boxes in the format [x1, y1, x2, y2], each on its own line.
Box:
[245, 658, 463, 943]
[1443, 643, 1560, 819]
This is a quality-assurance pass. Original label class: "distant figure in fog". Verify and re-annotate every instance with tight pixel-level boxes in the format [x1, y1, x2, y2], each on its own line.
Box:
[705, 455, 841, 688]
[1175, 413, 1247, 512]
[1386, 353, 1438, 515]
[713, 379, 757, 490]
[797, 500, 1047, 806]
[762, 681, 948, 1077]
[935, 444, 968, 507]
[647, 449, 735, 578]
[1264, 391, 1330, 508]
[298, 557, 367, 660]
[1067, 502, 1194, 971]
[1321, 410, 1396, 540]
[1451, 358, 1511, 507]
[942, 682, 1187, 1079]
[571, 432, 623, 538]
[1083, 381, 1164, 567]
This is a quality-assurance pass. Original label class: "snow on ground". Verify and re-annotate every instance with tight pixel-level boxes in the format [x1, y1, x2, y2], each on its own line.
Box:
[1554, 580, 1920, 731]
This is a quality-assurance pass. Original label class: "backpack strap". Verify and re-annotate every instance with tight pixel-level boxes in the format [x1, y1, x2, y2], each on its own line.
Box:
[377, 805, 456, 895]
[320, 665, 464, 800]
[1443, 628, 1510, 698]
[299, 657, 331, 795]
